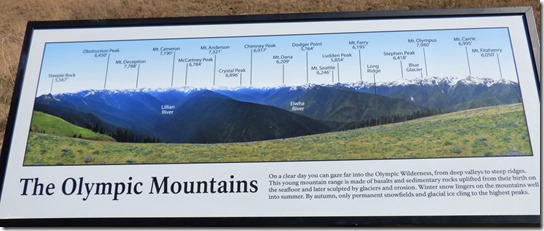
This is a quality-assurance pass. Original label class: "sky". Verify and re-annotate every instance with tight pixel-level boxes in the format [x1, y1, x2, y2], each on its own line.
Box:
[36, 27, 517, 95]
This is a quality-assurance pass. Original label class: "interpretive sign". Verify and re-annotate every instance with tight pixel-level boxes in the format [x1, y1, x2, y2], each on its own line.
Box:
[0, 7, 540, 226]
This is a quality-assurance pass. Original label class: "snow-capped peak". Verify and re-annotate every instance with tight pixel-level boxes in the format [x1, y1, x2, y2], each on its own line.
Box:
[376, 76, 516, 88]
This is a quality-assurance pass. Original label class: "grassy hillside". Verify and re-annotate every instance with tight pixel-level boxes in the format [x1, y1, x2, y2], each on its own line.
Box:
[23, 104, 532, 165]
[0, 0, 540, 150]
[30, 111, 115, 141]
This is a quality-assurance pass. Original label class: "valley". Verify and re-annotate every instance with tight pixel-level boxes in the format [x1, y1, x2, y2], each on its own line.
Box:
[32, 76, 520, 144]
[24, 103, 531, 165]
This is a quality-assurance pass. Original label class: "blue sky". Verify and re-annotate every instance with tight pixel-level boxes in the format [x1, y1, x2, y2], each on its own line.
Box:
[37, 27, 516, 95]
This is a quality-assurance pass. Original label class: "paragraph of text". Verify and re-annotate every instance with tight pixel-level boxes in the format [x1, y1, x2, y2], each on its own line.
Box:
[267, 168, 538, 200]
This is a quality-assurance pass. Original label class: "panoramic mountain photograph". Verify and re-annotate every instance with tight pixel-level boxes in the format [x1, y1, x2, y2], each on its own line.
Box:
[25, 75, 532, 165]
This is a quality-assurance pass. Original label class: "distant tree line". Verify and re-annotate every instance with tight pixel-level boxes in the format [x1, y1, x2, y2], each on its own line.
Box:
[109, 127, 161, 143]
[90, 124, 160, 143]
[336, 109, 444, 131]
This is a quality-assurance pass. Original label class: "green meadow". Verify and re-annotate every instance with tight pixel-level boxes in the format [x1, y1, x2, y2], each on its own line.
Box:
[30, 111, 115, 141]
[24, 103, 532, 165]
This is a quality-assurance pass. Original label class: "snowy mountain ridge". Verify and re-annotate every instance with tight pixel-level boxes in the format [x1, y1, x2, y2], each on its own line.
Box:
[49, 76, 517, 97]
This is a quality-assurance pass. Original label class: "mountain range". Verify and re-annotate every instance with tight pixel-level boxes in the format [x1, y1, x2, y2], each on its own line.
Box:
[33, 76, 521, 143]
